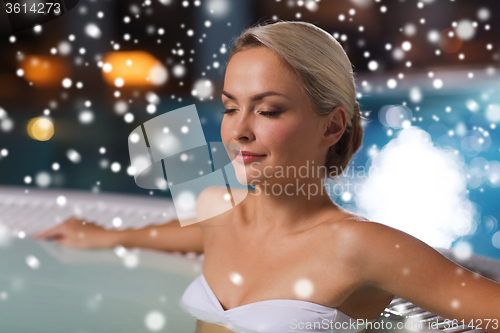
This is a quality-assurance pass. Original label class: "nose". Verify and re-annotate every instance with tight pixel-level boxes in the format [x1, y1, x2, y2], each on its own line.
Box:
[224, 108, 256, 143]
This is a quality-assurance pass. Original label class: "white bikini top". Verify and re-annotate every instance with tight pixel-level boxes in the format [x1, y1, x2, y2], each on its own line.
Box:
[179, 274, 377, 333]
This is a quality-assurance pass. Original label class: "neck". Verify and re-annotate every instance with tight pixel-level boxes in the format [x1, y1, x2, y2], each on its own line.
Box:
[244, 177, 340, 235]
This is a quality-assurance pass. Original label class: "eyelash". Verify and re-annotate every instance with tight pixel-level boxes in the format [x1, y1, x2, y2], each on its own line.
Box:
[220, 109, 281, 117]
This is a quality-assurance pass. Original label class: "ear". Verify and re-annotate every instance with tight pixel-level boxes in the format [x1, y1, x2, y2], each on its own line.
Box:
[322, 106, 347, 147]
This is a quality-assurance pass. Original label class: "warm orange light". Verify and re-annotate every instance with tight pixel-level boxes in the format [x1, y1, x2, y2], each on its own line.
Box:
[27, 117, 54, 141]
[439, 28, 463, 53]
[20, 56, 69, 87]
[101, 51, 168, 87]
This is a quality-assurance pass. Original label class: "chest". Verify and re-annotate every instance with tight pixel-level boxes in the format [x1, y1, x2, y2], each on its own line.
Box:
[201, 220, 358, 310]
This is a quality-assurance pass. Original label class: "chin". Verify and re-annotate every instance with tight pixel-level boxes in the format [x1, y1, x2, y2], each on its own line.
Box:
[233, 165, 261, 186]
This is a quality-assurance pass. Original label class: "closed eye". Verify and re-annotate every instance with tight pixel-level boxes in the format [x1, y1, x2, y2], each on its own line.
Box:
[220, 109, 237, 115]
[220, 109, 281, 117]
[259, 111, 281, 117]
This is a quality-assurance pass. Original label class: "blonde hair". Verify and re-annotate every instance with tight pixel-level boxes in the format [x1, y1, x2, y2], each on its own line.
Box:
[228, 20, 364, 178]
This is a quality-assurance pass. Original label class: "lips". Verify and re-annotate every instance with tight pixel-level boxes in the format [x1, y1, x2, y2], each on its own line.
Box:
[232, 150, 266, 157]
[231, 150, 266, 163]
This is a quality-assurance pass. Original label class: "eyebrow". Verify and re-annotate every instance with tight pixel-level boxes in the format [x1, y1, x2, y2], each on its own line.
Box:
[221, 90, 292, 102]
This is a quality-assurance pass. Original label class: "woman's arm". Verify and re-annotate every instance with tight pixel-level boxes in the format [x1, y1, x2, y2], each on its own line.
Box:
[35, 185, 236, 252]
[35, 216, 203, 253]
[116, 218, 203, 253]
[343, 221, 500, 333]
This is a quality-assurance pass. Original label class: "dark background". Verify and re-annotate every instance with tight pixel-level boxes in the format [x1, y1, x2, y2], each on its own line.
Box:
[0, 0, 499, 258]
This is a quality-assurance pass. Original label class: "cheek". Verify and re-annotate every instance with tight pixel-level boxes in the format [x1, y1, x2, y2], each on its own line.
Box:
[220, 117, 230, 142]
[261, 121, 305, 154]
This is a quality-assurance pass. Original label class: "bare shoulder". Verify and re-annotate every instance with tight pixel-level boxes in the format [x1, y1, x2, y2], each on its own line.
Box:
[325, 217, 500, 327]
[318, 215, 419, 266]
[324, 215, 412, 246]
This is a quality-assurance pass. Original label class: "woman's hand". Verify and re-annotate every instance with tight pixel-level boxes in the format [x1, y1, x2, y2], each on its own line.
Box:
[35, 216, 120, 249]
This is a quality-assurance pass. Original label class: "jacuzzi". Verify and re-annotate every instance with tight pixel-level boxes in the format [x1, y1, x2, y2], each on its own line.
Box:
[0, 186, 498, 333]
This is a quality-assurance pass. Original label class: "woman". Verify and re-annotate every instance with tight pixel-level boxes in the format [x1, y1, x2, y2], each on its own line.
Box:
[36, 21, 500, 333]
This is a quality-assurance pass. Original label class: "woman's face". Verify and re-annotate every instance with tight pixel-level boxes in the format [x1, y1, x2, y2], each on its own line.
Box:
[221, 46, 336, 186]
